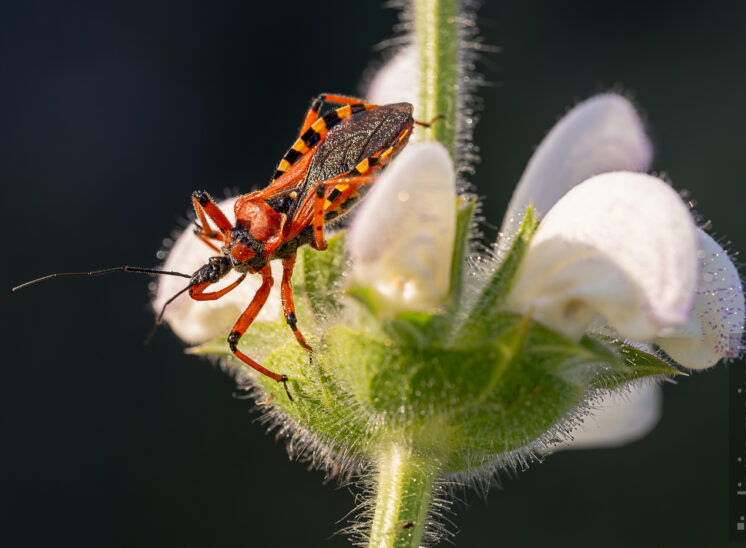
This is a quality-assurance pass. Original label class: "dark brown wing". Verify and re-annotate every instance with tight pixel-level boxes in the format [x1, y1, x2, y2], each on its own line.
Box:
[283, 103, 414, 232]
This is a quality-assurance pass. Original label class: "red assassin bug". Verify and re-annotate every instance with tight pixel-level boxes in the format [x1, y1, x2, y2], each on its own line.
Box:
[184, 94, 418, 398]
[13, 93, 425, 399]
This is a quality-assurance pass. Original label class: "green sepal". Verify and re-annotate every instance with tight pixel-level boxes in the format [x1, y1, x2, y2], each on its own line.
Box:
[447, 194, 477, 309]
[459, 206, 538, 341]
[193, 306, 682, 472]
[587, 338, 685, 390]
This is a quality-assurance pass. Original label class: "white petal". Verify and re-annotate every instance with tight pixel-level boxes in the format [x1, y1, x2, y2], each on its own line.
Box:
[656, 229, 745, 369]
[347, 142, 456, 312]
[560, 383, 662, 450]
[506, 172, 698, 340]
[366, 44, 419, 109]
[499, 94, 652, 253]
[153, 197, 283, 345]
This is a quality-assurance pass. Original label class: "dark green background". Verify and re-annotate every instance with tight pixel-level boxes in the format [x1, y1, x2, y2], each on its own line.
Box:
[2, 1, 744, 546]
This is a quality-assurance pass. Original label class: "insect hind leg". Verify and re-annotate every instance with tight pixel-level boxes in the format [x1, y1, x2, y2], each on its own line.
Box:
[274, 94, 383, 183]
[302, 93, 377, 133]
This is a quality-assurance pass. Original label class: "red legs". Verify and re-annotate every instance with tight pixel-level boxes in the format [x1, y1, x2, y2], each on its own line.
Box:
[280, 256, 311, 351]
[312, 176, 375, 250]
[273, 94, 381, 182]
[189, 274, 246, 300]
[300, 93, 373, 135]
[225, 265, 293, 400]
[192, 196, 217, 238]
[191, 190, 233, 252]
[188, 265, 296, 399]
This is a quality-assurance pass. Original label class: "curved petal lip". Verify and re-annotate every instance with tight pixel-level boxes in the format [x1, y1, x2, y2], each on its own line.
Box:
[657, 229, 745, 369]
[499, 93, 652, 253]
[506, 172, 699, 341]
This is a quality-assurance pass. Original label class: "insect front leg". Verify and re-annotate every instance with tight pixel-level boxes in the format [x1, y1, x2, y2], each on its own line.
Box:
[191, 190, 234, 246]
[226, 265, 292, 398]
[189, 274, 246, 301]
[280, 255, 312, 351]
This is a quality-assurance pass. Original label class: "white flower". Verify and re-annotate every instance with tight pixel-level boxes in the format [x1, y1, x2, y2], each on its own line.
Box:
[504, 171, 699, 342]
[369, 68, 745, 448]
[367, 44, 418, 108]
[347, 142, 456, 312]
[502, 95, 744, 370]
[656, 229, 745, 368]
[558, 382, 663, 449]
[497, 94, 744, 448]
[497, 94, 653, 255]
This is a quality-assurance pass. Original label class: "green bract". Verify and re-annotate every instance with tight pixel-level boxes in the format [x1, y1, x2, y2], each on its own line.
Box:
[192, 201, 680, 483]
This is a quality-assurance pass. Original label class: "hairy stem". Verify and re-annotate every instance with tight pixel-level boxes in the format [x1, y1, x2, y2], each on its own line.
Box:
[362, 3, 462, 546]
[368, 442, 438, 548]
[414, 0, 459, 157]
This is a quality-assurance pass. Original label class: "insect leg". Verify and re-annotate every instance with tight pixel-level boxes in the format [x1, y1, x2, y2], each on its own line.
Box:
[312, 175, 376, 250]
[191, 190, 233, 238]
[280, 115, 414, 246]
[280, 256, 312, 351]
[189, 274, 246, 300]
[226, 265, 292, 397]
[300, 93, 376, 134]
[273, 96, 382, 182]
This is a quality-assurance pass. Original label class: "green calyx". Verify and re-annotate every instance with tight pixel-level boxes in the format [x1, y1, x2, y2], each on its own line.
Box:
[192, 204, 681, 474]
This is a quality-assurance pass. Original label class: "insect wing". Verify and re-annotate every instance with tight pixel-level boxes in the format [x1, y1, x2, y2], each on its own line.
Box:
[284, 103, 414, 241]
[302, 103, 413, 191]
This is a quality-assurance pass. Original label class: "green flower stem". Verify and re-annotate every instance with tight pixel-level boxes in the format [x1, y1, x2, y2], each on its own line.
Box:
[362, 2, 461, 545]
[368, 442, 438, 548]
[414, 0, 459, 156]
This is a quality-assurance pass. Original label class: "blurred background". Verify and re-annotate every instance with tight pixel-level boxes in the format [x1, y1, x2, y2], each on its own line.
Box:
[2, 1, 745, 546]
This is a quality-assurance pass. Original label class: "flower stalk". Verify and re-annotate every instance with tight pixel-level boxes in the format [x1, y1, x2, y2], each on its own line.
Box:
[368, 443, 438, 548]
[364, 2, 463, 545]
[414, 0, 459, 155]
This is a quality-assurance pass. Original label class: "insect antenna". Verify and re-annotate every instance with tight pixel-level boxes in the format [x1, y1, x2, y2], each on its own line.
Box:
[414, 114, 445, 127]
[12, 266, 192, 292]
[144, 284, 192, 345]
